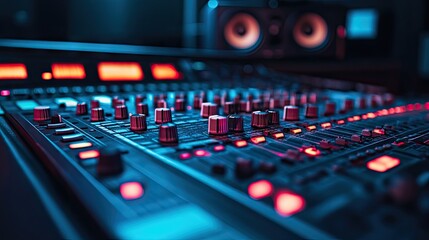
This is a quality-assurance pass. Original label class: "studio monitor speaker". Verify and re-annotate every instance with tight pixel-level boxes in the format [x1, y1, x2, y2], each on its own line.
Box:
[202, 2, 346, 59]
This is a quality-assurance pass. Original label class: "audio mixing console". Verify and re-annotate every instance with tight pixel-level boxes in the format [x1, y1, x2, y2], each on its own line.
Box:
[1, 59, 429, 239]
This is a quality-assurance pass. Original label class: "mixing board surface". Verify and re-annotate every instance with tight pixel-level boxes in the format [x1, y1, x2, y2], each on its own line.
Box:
[1, 60, 429, 239]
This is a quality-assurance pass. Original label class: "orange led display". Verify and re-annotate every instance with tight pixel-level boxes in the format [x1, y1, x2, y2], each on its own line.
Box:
[367, 155, 400, 172]
[151, 63, 182, 80]
[52, 63, 86, 79]
[275, 191, 305, 217]
[98, 62, 143, 81]
[0, 63, 27, 79]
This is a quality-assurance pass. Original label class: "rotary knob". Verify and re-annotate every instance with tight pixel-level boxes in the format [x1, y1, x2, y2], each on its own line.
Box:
[51, 114, 62, 123]
[112, 97, 125, 108]
[90, 100, 100, 109]
[159, 123, 179, 143]
[269, 98, 280, 109]
[252, 99, 262, 111]
[155, 108, 172, 124]
[343, 99, 354, 112]
[97, 147, 124, 176]
[223, 102, 237, 115]
[136, 103, 149, 115]
[324, 101, 336, 116]
[115, 105, 129, 120]
[283, 106, 299, 121]
[359, 98, 367, 109]
[76, 102, 88, 115]
[208, 115, 228, 135]
[201, 103, 218, 118]
[228, 114, 244, 132]
[130, 114, 147, 131]
[91, 108, 105, 122]
[251, 111, 269, 128]
[135, 94, 145, 105]
[174, 98, 186, 112]
[33, 106, 51, 121]
[267, 110, 279, 125]
[156, 100, 167, 108]
[193, 96, 201, 109]
[305, 104, 318, 118]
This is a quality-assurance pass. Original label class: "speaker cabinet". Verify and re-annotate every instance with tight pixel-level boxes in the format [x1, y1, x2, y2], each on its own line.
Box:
[202, 3, 346, 59]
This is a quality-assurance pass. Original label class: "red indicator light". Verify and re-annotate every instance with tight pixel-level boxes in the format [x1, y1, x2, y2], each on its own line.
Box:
[98, 62, 143, 81]
[373, 128, 385, 135]
[42, 72, 52, 80]
[151, 63, 182, 80]
[353, 115, 361, 121]
[406, 104, 414, 111]
[303, 147, 321, 157]
[69, 142, 92, 149]
[337, 25, 347, 38]
[52, 63, 86, 79]
[251, 136, 266, 144]
[388, 108, 395, 114]
[275, 191, 305, 217]
[337, 120, 345, 125]
[367, 155, 400, 172]
[320, 122, 331, 129]
[234, 140, 248, 148]
[120, 182, 144, 200]
[367, 112, 377, 119]
[213, 145, 225, 152]
[307, 125, 317, 131]
[362, 115, 368, 120]
[347, 117, 354, 122]
[0, 63, 27, 79]
[272, 132, 285, 139]
[0, 90, 10, 96]
[179, 152, 192, 160]
[415, 103, 422, 110]
[194, 149, 210, 157]
[291, 129, 302, 134]
[248, 180, 273, 200]
[425, 102, 429, 110]
[78, 150, 99, 160]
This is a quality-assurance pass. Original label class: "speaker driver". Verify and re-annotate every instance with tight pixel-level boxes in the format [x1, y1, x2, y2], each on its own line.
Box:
[293, 13, 328, 50]
[224, 13, 261, 49]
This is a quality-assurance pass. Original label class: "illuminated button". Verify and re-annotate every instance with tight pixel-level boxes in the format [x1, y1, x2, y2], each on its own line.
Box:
[213, 145, 225, 152]
[248, 180, 274, 200]
[290, 128, 302, 134]
[367, 155, 400, 172]
[234, 140, 248, 148]
[320, 122, 331, 129]
[98, 62, 143, 81]
[42, 72, 52, 80]
[69, 142, 93, 149]
[55, 127, 75, 135]
[306, 125, 317, 131]
[120, 182, 144, 200]
[179, 152, 192, 160]
[337, 119, 345, 125]
[0, 63, 27, 79]
[61, 133, 84, 142]
[373, 128, 385, 136]
[303, 147, 321, 157]
[194, 149, 210, 157]
[151, 63, 182, 80]
[0, 90, 10, 96]
[78, 150, 100, 160]
[272, 132, 284, 139]
[51, 63, 86, 79]
[275, 191, 305, 217]
[250, 136, 266, 144]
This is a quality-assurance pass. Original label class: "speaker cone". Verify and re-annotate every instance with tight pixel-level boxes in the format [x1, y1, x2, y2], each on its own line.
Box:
[293, 13, 328, 49]
[224, 13, 261, 49]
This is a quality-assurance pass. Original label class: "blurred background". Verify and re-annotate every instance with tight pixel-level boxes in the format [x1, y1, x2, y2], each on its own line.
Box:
[0, 0, 428, 93]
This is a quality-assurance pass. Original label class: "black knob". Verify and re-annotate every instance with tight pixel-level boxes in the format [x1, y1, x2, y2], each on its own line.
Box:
[51, 114, 62, 123]
[159, 123, 179, 143]
[223, 101, 237, 115]
[130, 114, 147, 131]
[267, 110, 279, 125]
[228, 114, 244, 132]
[136, 103, 149, 115]
[97, 147, 124, 176]
[76, 102, 88, 115]
[251, 111, 269, 128]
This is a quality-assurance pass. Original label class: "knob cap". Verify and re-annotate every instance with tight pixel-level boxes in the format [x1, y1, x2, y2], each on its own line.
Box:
[90, 100, 100, 109]
[269, 98, 280, 109]
[174, 99, 186, 112]
[130, 114, 147, 131]
[208, 115, 228, 135]
[51, 114, 62, 123]
[267, 110, 280, 125]
[135, 94, 145, 105]
[228, 114, 244, 132]
[201, 103, 218, 118]
[115, 105, 129, 120]
[251, 111, 269, 128]
[359, 98, 367, 109]
[155, 108, 172, 124]
[97, 147, 124, 176]
[34, 106, 51, 121]
[112, 97, 125, 108]
[305, 104, 318, 118]
[156, 100, 167, 108]
[343, 99, 354, 111]
[91, 108, 105, 122]
[76, 102, 88, 115]
[223, 102, 237, 115]
[252, 99, 262, 111]
[159, 123, 178, 143]
[324, 101, 336, 116]
[283, 106, 299, 121]
[136, 103, 149, 115]
[193, 96, 201, 109]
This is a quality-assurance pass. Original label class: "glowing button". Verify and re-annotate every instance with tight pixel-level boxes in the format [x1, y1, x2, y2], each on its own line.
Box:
[248, 180, 273, 200]
[320, 122, 331, 129]
[290, 129, 302, 134]
[78, 150, 99, 160]
[120, 182, 144, 200]
[272, 132, 285, 139]
[337, 120, 345, 125]
[194, 150, 210, 157]
[0, 90, 10, 96]
[179, 152, 192, 160]
[0, 63, 27, 79]
[367, 155, 400, 172]
[52, 63, 86, 79]
[425, 102, 429, 110]
[69, 142, 93, 149]
[213, 145, 225, 152]
[275, 191, 306, 217]
[151, 63, 182, 80]
[234, 140, 248, 148]
[42, 72, 52, 80]
[304, 147, 321, 157]
[251, 136, 266, 144]
[306, 125, 317, 131]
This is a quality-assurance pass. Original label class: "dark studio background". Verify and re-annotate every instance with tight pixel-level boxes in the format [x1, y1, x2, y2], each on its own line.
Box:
[0, 0, 428, 92]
